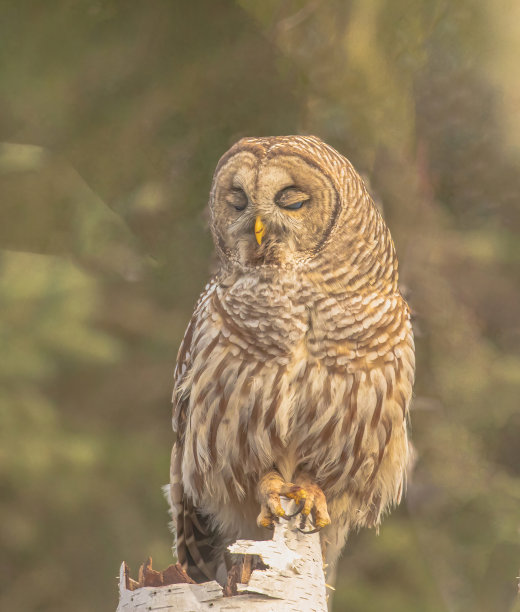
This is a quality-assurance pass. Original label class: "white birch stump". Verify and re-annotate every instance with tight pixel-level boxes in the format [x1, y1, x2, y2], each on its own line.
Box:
[116, 501, 328, 611]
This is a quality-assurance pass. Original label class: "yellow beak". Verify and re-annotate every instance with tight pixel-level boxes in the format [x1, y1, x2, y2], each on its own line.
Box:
[255, 216, 265, 245]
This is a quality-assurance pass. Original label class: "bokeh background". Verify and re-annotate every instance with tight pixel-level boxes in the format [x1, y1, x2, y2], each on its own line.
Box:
[1, 1, 519, 610]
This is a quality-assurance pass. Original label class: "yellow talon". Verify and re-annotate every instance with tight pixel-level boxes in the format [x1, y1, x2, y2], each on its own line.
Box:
[257, 472, 330, 533]
[255, 216, 265, 245]
[316, 516, 331, 528]
[288, 490, 307, 505]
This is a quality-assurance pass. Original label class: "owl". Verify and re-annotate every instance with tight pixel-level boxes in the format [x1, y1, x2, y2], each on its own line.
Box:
[168, 135, 415, 585]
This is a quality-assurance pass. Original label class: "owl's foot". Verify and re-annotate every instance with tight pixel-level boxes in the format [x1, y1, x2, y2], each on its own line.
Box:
[256, 471, 306, 529]
[256, 471, 331, 533]
[293, 476, 331, 534]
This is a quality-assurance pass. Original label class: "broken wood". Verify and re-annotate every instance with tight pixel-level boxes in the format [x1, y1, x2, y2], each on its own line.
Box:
[117, 500, 328, 611]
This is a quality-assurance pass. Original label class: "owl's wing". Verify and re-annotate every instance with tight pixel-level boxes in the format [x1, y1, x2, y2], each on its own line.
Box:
[170, 280, 221, 582]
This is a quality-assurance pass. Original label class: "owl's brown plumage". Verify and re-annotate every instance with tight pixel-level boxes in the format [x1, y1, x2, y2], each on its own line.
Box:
[169, 135, 414, 583]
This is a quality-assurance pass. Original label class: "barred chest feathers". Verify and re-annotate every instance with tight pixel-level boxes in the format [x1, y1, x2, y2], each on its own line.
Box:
[179, 266, 414, 536]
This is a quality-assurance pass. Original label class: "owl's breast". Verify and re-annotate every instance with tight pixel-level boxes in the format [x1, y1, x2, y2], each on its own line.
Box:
[179, 273, 413, 526]
[215, 272, 309, 360]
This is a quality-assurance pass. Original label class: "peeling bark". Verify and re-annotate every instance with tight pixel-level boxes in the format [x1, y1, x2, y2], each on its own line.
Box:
[117, 504, 328, 611]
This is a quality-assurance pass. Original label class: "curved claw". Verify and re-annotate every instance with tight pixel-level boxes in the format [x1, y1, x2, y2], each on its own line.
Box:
[280, 499, 306, 519]
[297, 526, 321, 535]
[298, 509, 321, 533]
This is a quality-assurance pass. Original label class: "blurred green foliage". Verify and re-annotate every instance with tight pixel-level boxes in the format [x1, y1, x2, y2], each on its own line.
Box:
[1, 1, 519, 610]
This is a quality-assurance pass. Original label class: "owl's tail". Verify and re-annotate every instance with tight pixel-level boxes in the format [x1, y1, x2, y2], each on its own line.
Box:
[168, 442, 220, 583]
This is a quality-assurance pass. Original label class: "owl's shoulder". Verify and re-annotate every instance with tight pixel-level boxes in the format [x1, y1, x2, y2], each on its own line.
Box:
[173, 278, 218, 383]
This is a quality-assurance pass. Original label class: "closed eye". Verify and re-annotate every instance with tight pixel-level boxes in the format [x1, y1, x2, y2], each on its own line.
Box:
[283, 200, 305, 210]
[275, 186, 310, 211]
[226, 187, 248, 211]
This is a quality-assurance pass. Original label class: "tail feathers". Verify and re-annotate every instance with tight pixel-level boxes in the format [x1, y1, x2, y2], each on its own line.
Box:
[169, 443, 221, 582]
[182, 499, 220, 582]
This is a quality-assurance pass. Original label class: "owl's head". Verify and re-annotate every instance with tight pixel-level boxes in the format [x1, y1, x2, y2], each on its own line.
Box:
[208, 135, 379, 271]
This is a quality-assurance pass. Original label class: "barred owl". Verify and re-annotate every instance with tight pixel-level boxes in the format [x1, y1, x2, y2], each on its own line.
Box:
[169, 135, 414, 584]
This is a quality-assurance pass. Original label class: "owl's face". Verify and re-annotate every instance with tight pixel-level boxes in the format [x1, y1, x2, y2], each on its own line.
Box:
[209, 139, 343, 268]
